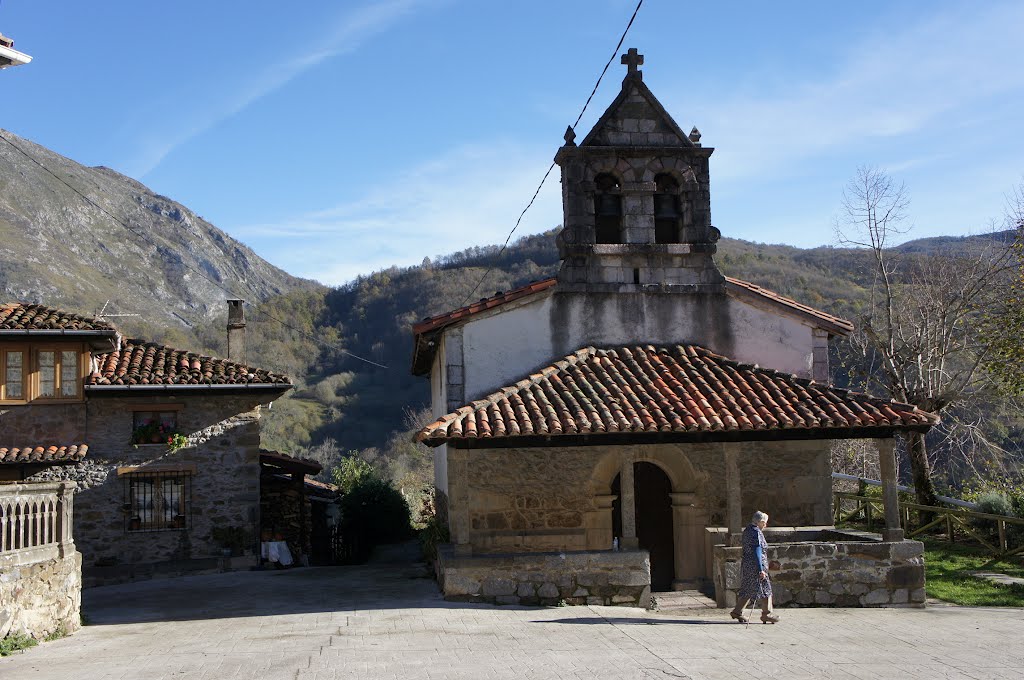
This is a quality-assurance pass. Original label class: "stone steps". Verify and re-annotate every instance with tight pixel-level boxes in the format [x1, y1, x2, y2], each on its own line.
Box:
[650, 589, 717, 612]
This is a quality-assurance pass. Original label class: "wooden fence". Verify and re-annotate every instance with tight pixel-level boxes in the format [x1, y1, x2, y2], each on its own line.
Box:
[833, 491, 1024, 558]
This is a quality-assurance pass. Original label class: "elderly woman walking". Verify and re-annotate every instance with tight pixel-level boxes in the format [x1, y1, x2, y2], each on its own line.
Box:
[730, 511, 780, 624]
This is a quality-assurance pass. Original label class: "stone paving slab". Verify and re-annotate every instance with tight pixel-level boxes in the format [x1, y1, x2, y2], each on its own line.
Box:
[2, 562, 1023, 679]
[970, 571, 1024, 587]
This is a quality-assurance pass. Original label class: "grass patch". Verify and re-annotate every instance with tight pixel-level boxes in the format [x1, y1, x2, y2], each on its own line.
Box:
[0, 633, 38, 657]
[922, 537, 1024, 607]
[44, 624, 68, 642]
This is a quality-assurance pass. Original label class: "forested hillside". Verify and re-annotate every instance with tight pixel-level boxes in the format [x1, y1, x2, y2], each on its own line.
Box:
[2, 123, 1018, 497]
[211, 228, 1021, 498]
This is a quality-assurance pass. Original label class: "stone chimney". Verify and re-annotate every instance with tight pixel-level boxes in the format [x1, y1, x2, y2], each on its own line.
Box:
[227, 300, 245, 362]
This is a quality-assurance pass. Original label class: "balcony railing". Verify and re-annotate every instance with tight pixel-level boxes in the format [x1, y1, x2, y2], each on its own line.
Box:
[0, 481, 76, 568]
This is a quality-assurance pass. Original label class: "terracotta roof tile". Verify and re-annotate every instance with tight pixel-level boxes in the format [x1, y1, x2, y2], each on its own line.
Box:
[0, 444, 88, 465]
[412, 278, 557, 336]
[304, 477, 339, 495]
[259, 449, 323, 475]
[0, 303, 115, 333]
[416, 345, 937, 446]
[87, 339, 290, 387]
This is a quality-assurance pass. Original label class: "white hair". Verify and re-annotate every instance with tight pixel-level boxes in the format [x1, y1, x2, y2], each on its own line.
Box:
[752, 511, 768, 524]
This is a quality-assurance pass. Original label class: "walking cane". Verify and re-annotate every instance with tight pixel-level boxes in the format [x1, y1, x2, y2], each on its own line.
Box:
[745, 569, 767, 628]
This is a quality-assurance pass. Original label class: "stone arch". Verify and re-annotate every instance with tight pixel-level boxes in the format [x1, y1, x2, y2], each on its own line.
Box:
[588, 445, 710, 585]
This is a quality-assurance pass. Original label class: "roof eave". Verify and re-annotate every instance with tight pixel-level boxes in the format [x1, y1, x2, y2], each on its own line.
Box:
[0, 329, 118, 336]
[85, 383, 292, 393]
[420, 423, 935, 449]
[724, 279, 854, 337]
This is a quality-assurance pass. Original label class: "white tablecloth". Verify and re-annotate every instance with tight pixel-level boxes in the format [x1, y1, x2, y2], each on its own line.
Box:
[260, 540, 294, 566]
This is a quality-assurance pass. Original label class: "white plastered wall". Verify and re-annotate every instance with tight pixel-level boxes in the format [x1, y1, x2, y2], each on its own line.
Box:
[447, 292, 820, 403]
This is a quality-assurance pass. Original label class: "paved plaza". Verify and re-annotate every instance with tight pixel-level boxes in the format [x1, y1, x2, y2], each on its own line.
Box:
[2, 558, 1022, 680]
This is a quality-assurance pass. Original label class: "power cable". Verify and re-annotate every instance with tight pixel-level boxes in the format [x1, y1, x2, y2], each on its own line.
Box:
[0, 130, 388, 369]
[457, 0, 644, 307]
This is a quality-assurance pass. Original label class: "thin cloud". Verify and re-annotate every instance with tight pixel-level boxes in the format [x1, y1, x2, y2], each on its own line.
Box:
[680, 2, 1024, 182]
[233, 141, 563, 285]
[127, 0, 426, 178]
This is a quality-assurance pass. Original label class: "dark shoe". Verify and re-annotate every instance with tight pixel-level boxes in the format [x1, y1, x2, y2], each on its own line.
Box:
[761, 613, 780, 624]
[730, 611, 748, 623]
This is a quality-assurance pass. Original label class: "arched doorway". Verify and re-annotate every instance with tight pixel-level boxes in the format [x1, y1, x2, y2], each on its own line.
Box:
[612, 462, 675, 591]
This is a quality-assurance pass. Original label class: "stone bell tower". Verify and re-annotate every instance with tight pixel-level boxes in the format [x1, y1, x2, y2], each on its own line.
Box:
[555, 48, 724, 293]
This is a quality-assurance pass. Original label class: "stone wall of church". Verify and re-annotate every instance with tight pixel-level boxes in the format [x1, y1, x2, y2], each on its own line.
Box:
[436, 545, 651, 607]
[449, 439, 832, 563]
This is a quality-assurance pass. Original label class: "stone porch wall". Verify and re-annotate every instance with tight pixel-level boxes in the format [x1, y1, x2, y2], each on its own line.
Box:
[0, 481, 81, 640]
[437, 545, 651, 607]
[712, 530, 926, 608]
[0, 551, 82, 641]
[451, 440, 831, 555]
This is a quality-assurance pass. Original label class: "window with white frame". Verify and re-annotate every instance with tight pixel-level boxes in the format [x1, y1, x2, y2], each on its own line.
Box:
[36, 349, 80, 399]
[0, 345, 82, 403]
[0, 347, 27, 402]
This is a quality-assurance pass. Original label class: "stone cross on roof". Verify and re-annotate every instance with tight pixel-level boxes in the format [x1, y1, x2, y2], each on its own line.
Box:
[621, 48, 644, 78]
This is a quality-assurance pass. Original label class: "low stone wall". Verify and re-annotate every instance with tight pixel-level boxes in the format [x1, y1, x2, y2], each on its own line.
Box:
[0, 551, 82, 640]
[712, 530, 925, 608]
[437, 546, 651, 606]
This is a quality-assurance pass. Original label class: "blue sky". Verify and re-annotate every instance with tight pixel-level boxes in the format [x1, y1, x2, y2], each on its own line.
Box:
[3, 1, 1023, 285]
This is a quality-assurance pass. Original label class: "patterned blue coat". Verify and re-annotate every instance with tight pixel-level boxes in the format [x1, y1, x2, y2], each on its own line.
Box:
[737, 523, 772, 601]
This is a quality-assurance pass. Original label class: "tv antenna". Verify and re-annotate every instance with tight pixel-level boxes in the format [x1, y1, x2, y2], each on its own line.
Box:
[94, 300, 141, 320]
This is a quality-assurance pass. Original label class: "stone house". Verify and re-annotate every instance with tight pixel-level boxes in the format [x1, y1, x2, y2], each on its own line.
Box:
[1, 300, 292, 585]
[260, 449, 342, 566]
[412, 50, 937, 607]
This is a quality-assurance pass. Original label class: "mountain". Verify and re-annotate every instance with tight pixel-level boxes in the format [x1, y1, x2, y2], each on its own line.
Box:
[0, 128, 321, 341]
[1, 130, 1018, 492]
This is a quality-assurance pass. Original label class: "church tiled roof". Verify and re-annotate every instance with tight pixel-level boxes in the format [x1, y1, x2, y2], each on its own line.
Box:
[0, 303, 115, 333]
[415, 345, 937, 446]
[0, 444, 88, 465]
[413, 278, 558, 336]
[87, 339, 290, 388]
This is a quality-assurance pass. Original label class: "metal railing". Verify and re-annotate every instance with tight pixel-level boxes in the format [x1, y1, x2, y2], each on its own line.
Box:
[0, 481, 76, 568]
[834, 491, 1024, 557]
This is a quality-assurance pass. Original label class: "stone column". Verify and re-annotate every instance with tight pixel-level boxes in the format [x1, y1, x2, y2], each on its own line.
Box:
[876, 438, 904, 542]
[723, 443, 743, 546]
[670, 492, 706, 586]
[620, 453, 639, 550]
[586, 494, 618, 550]
[448, 449, 473, 556]
[56, 481, 77, 558]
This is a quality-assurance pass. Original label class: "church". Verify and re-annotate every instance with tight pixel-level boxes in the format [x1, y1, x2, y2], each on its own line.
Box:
[412, 50, 935, 607]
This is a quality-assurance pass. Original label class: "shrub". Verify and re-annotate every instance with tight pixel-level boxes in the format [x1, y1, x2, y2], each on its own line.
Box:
[338, 476, 413, 562]
[0, 632, 38, 656]
[417, 489, 450, 561]
[975, 491, 1015, 517]
[332, 456, 375, 495]
[972, 491, 1016, 542]
[44, 624, 67, 642]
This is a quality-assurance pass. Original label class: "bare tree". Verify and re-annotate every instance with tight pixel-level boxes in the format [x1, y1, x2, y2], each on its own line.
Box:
[835, 167, 1014, 506]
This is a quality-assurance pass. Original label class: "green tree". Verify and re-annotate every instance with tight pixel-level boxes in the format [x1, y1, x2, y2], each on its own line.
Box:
[982, 183, 1024, 394]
